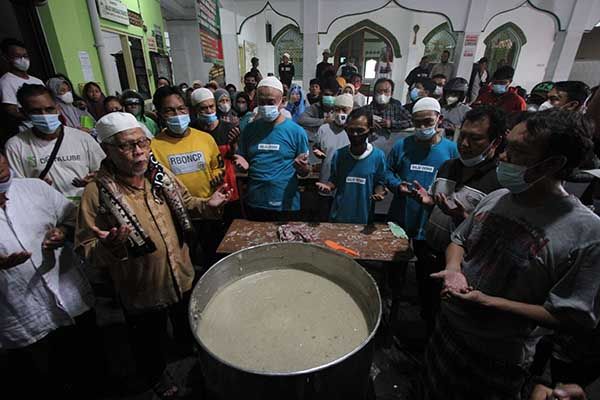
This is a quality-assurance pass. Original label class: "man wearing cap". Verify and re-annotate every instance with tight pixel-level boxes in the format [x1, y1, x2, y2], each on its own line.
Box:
[472, 65, 526, 114]
[0, 148, 96, 398]
[150, 86, 228, 268]
[313, 93, 352, 220]
[76, 112, 231, 397]
[337, 57, 359, 81]
[234, 77, 310, 221]
[278, 53, 295, 88]
[385, 97, 458, 320]
[316, 49, 333, 81]
[5, 84, 105, 204]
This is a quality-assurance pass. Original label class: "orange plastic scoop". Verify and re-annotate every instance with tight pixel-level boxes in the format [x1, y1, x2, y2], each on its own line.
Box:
[324, 240, 360, 257]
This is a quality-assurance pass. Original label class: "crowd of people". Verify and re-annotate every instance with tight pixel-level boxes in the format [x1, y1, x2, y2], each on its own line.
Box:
[1, 35, 600, 400]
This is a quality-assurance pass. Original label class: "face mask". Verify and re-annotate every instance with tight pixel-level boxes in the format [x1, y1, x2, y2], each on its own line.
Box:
[218, 103, 231, 113]
[58, 92, 74, 104]
[128, 105, 142, 116]
[30, 113, 62, 134]
[0, 169, 12, 193]
[334, 113, 347, 126]
[166, 114, 190, 135]
[492, 84, 508, 95]
[415, 126, 437, 141]
[245, 83, 256, 91]
[410, 87, 421, 102]
[322, 96, 335, 107]
[375, 94, 390, 105]
[13, 57, 30, 72]
[538, 100, 553, 111]
[349, 134, 368, 147]
[446, 96, 459, 105]
[434, 86, 444, 97]
[237, 103, 248, 113]
[496, 161, 544, 193]
[459, 142, 493, 167]
[200, 112, 218, 124]
[258, 105, 280, 122]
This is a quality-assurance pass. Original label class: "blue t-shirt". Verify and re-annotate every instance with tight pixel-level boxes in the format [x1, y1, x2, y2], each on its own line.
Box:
[238, 118, 309, 211]
[385, 135, 458, 240]
[329, 146, 387, 224]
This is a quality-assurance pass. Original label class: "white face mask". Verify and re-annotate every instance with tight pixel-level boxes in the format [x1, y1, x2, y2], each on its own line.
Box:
[375, 94, 390, 105]
[218, 102, 231, 113]
[334, 112, 347, 126]
[446, 96, 459, 105]
[13, 57, 30, 72]
[434, 85, 444, 97]
[58, 92, 74, 104]
[538, 100, 553, 111]
[0, 168, 12, 193]
[459, 142, 493, 167]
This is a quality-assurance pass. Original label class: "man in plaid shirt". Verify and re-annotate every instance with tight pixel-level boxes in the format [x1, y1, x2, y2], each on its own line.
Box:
[361, 78, 412, 137]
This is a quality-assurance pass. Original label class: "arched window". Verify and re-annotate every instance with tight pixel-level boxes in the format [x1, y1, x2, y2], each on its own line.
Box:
[484, 22, 527, 76]
[423, 23, 457, 63]
[273, 25, 304, 81]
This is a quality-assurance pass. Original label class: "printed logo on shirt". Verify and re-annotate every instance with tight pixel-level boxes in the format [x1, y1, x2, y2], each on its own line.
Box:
[167, 151, 206, 175]
[346, 177, 366, 185]
[39, 154, 81, 164]
[410, 164, 435, 173]
[258, 144, 280, 151]
[269, 201, 282, 206]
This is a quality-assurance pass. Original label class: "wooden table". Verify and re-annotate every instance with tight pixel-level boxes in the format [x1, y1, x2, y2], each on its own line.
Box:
[217, 219, 412, 262]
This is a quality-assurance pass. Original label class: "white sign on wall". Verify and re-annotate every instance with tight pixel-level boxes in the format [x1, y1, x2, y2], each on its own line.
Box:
[78, 51, 95, 82]
[97, 0, 130, 26]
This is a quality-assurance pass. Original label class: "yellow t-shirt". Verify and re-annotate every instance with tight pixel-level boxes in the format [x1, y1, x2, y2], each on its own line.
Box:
[151, 128, 224, 198]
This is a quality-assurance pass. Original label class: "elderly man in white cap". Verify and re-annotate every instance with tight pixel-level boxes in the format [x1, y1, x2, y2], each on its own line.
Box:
[234, 76, 310, 221]
[385, 97, 458, 330]
[5, 83, 105, 203]
[278, 52, 295, 88]
[0, 148, 96, 398]
[75, 112, 231, 398]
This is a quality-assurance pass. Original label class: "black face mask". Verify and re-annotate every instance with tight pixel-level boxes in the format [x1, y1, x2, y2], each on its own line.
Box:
[349, 134, 368, 147]
[245, 83, 256, 91]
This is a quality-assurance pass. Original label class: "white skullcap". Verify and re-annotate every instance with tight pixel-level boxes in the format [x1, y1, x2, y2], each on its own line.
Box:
[283, 53, 290, 58]
[412, 97, 441, 114]
[323, 48, 331, 54]
[257, 76, 283, 93]
[335, 93, 354, 108]
[96, 112, 141, 143]
[191, 88, 214, 106]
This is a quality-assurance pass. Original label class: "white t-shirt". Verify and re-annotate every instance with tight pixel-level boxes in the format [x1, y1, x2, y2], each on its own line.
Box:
[0, 178, 93, 349]
[0, 72, 44, 106]
[5, 126, 106, 202]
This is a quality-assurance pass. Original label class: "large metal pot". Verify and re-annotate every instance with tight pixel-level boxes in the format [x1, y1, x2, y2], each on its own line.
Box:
[189, 242, 381, 400]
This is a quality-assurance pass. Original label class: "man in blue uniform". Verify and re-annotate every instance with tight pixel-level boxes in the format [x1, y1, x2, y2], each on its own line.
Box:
[316, 108, 387, 224]
[235, 76, 310, 221]
[385, 97, 458, 320]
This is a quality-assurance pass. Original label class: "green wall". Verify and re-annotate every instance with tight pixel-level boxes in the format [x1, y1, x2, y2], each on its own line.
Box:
[38, 0, 105, 94]
[38, 0, 166, 95]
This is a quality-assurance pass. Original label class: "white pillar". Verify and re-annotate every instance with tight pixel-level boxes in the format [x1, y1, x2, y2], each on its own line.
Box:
[86, 0, 118, 95]
[220, 8, 241, 85]
[302, 0, 319, 90]
[166, 20, 212, 85]
[544, 30, 584, 82]
[455, 0, 489, 80]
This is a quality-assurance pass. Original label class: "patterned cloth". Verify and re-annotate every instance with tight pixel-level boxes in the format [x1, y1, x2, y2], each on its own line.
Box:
[360, 98, 412, 137]
[425, 315, 529, 400]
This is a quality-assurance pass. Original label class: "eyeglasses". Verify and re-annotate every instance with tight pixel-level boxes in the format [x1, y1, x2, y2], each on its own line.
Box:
[109, 138, 151, 152]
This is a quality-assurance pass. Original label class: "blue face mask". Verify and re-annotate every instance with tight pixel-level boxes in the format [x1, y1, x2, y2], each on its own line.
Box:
[166, 114, 190, 135]
[258, 105, 280, 122]
[30, 114, 61, 134]
[410, 87, 421, 102]
[414, 126, 437, 140]
[200, 112, 218, 124]
[496, 161, 545, 193]
[322, 96, 335, 107]
[492, 84, 508, 95]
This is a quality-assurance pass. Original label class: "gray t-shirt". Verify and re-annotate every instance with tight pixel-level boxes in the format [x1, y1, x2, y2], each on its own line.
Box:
[441, 103, 471, 132]
[315, 122, 350, 185]
[443, 189, 600, 366]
